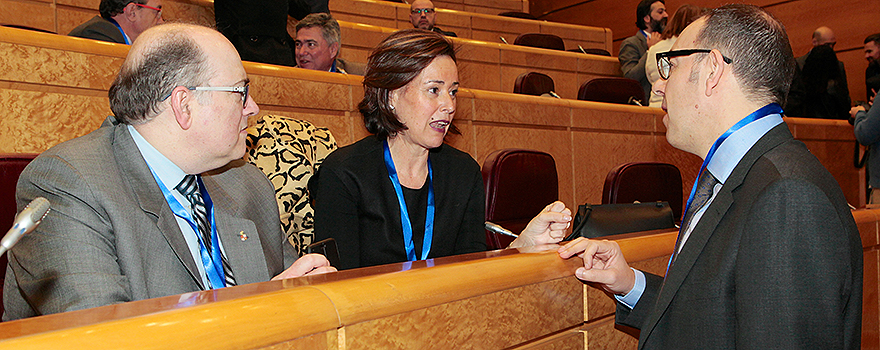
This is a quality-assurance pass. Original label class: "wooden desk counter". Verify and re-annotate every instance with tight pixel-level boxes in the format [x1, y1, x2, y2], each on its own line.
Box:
[2, 207, 879, 349]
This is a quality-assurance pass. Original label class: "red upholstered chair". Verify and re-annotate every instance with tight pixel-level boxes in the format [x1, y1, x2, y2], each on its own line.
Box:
[513, 33, 565, 51]
[578, 77, 646, 105]
[0, 153, 38, 318]
[513, 72, 556, 97]
[482, 149, 558, 249]
[602, 162, 683, 221]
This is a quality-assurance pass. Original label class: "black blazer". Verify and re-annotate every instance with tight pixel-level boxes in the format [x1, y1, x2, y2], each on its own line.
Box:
[311, 136, 486, 270]
[618, 124, 862, 349]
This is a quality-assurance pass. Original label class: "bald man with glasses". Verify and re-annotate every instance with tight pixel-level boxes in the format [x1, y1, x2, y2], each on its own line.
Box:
[410, 0, 456, 37]
[4, 23, 335, 321]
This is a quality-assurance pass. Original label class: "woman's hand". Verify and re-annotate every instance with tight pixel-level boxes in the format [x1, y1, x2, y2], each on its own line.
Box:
[508, 201, 572, 248]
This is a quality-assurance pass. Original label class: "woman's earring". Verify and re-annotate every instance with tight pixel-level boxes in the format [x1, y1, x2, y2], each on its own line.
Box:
[390, 105, 395, 110]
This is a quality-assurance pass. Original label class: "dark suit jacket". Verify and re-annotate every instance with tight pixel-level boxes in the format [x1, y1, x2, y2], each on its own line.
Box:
[214, 0, 329, 66]
[3, 117, 293, 320]
[619, 33, 651, 101]
[617, 124, 862, 349]
[786, 53, 851, 119]
[68, 16, 125, 44]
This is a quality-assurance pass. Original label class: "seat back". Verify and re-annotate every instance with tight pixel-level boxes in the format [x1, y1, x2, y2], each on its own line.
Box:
[602, 162, 683, 221]
[497, 11, 538, 20]
[513, 33, 565, 51]
[0, 153, 38, 318]
[513, 72, 556, 96]
[578, 77, 646, 105]
[482, 149, 558, 249]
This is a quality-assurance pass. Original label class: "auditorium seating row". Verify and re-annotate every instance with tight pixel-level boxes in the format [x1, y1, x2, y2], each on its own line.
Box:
[336, 20, 620, 99]
[327, 0, 612, 53]
[1, 205, 879, 349]
[4, 0, 620, 100]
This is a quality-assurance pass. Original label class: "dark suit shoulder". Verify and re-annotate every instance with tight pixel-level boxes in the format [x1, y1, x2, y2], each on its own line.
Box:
[68, 16, 125, 44]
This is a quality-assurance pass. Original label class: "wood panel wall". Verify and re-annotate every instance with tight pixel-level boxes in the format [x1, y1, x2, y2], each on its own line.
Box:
[531, 0, 880, 105]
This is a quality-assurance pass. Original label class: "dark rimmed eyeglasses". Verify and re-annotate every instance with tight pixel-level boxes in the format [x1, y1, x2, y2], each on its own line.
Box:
[162, 83, 250, 108]
[411, 8, 435, 15]
[134, 3, 163, 18]
[656, 49, 733, 80]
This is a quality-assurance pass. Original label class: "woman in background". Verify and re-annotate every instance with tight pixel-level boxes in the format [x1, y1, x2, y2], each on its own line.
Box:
[312, 29, 570, 269]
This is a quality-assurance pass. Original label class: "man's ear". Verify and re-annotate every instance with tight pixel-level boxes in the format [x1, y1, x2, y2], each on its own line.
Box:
[704, 50, 725, 97]
[122, 2, 139, 22]
[169, 86, 194, 130]
[330, 42, 340, 60]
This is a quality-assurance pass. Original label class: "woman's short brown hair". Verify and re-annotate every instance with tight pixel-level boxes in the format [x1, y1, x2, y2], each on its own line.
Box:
[660, 4, 706, 40]
[358, 29, 457, 139]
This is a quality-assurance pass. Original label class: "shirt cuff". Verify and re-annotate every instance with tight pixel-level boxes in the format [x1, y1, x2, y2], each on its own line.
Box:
[614, 268, 645, 309]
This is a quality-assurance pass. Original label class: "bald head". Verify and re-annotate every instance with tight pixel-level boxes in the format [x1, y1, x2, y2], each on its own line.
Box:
[109, 24, 232, 124]
[410, 0, 436, 31]
[812, 26, 837, 48]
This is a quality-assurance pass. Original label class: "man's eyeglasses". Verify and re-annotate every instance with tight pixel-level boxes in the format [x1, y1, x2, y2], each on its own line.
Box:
[411, 8, 435, 15]
[656, 49, 733, 80]
[134, 3, 163, 18]
[162, 84, 250, 108]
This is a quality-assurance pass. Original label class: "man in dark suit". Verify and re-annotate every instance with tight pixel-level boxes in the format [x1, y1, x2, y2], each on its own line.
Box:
[214, 0, 329, 67]
[785, 26, 851, 119]
[3, 23, 334, 321]
[68, 0, 165, 44]
[559, 5, 862, 349]
[619, 0, 667, 101]
[294, 13, 364, 75]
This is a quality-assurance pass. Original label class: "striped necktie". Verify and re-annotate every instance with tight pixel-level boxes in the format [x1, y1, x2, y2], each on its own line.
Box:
[175, 175, 237, 288]
[672, 169, 719, 262]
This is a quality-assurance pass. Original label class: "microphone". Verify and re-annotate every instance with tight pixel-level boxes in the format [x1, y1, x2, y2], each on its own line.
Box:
[500, 36, 509, 44]
[0, 197, 50, 256]
[485, 221, 518, 238]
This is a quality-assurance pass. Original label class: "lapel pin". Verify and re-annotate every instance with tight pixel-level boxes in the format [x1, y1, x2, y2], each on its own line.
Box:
[239, 231, 248, 241]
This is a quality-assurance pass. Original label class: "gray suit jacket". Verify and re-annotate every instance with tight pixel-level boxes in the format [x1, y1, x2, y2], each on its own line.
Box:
[617, 124, 862, 349]
[3, 118, 293, 320]
[68, 16, 126, 44]
[619, 33, 651, 101]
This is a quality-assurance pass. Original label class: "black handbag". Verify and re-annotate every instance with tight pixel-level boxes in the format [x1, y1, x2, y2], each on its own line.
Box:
[564, 202, 675, 240]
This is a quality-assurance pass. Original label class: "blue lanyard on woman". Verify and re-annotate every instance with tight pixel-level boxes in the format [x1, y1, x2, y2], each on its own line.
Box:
[671, 103, 783, 269]
[149, 170, 227, 289]
[383, 140, 435, 261]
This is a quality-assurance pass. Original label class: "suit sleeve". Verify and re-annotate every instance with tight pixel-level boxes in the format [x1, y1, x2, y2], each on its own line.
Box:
[311, 158, 362, 270]
[615, 271, 663, 330]
[5, 155, 131, 319]
[619, 39, 647, 83]
[734, 178, 860, 349]
[854, 106, 880, 146]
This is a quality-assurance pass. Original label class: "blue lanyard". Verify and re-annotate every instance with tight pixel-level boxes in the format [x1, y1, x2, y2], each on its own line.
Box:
[107, 18, 131, 45]
[149, 170, 227, 289]
[383, 140, 435, 261]
[671, 103, 783, 268]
